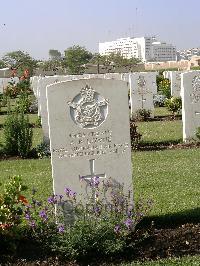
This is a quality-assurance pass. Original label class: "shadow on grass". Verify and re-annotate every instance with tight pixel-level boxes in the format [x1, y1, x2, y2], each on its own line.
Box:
[136, 139, 183, 151]
[138, 207, 200, 229]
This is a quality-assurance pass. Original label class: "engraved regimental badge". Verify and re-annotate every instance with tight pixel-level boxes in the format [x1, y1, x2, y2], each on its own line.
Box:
[191, 75, 200, 103]
[68, 85, 109, 129]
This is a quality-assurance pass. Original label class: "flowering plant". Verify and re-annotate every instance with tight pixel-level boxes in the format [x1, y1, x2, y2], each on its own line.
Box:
[0, 175, 28, 231]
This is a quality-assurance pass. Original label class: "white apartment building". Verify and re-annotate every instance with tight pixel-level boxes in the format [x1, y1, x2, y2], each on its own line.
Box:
[99, 36, 177, 62]
[99, 37, 139, 59]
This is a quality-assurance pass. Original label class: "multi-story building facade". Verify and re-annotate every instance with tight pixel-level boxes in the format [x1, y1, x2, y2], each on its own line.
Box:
[177, 47, 200, 60]
[99, 36, 177, 62]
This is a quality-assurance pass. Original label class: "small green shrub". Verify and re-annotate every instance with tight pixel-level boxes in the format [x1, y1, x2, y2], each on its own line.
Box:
[165, 97, 182, 116]
[135, 109, 151, 121]
[4, 112, 19, 155]
[35, 141, 50, 158]
[153, 94, 166, 107]
[130, 120, 142, 149]
[0, 175, 28, 229]
[4, 111, 33, 158]
[0, 176, 28, 254]
[15, 92, 31, 113]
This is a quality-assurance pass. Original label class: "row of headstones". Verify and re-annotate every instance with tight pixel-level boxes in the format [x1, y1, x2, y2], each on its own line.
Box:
[30, 72, 158, 144]
[30, 72, 200, 221]
[30, 71, 200, 144]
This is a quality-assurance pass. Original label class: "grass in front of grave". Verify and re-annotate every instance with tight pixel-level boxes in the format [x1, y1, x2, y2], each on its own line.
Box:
[137, 120, 182, 146]
[133, 148, 200, 222]
[0, 158, 52, 200]
[0, 148, 199, 218]
[122, 255, 200, 266]
[154, 106, 172, 117]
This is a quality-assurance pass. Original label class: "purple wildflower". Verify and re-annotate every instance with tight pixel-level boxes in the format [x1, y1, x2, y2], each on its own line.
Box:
[94, 206, 101, 215]
[64, 188, 71, 196]
[29, 221, 36, 228]
[114, 224, 121, 234]
[48, 195, 57, 204]
[89, 176, 100, 188]
[70, 191, 77, 199]
[39, 209, 48, 221]
[124, 218, 133, 230]
[57, 224, 65, 233]
[25, 212, 31, 221]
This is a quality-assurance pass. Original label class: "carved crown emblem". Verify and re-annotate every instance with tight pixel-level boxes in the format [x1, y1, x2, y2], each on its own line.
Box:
[68, 85, 109, 129]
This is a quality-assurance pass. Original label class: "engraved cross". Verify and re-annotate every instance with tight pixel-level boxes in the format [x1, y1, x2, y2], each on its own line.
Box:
[80, 159, 106, 201]
[138, 95, 147, 109]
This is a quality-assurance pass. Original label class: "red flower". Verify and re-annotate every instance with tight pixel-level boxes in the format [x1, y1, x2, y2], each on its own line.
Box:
[0, 223, 11, 230]
[18, 195, 28, 205]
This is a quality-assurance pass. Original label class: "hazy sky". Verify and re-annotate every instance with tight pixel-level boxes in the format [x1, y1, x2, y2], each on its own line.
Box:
[0, 0, 199, 59]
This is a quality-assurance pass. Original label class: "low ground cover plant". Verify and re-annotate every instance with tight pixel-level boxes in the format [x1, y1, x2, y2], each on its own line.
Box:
[0, 175, 152, 262]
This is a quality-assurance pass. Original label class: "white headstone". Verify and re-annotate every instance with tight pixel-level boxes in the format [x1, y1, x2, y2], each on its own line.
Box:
[182, 71, 200, 141]
[47, 78, 132, 210]
[129, 73, 154, 117]
[169, 71, 182, 97]
[39, 75, 81, 143]
[104, 73, 122, 80]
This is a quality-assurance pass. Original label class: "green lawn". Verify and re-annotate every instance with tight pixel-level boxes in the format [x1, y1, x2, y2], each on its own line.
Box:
[137, 120, 182, 145]
[133, 148, 200, 217]
[154, 107, 172, 117]
[0, 113, 39, 126]
[0, 148, 199, 218]
[122, 255, 200, 265]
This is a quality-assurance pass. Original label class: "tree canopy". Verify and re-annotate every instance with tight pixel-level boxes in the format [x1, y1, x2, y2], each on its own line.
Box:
[2, 51, 36, 76]
[64, 45, 92, 74]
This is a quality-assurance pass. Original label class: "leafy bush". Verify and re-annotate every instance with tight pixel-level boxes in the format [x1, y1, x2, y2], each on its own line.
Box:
[153, 94, 166, 107]
[165, 97, 182, 116]
[0, 93, 8, 107]
[23, 178, 152, 260]
[29, 99, 38, 114]
[157, 73, 171, 99]
[16, 79, 31, 94]
[0, 176, 28, 254]
[0, 175, 28, 230]
[130, 120, 142, 149]
[35, 141, 50, 158]
[15, 93, 31, 113]
[4, 111, 33, 158]
[4, 83, 19, 98]
[135, 109, 151, 121]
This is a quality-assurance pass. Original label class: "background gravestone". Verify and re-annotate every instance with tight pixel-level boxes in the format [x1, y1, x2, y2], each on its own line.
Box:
[129, 72, 154, 118]
[47, 78, 132, 207]
[39, 75, 84, 143]
[169, 71, 182, 97]
[182, 71, 200, 141]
